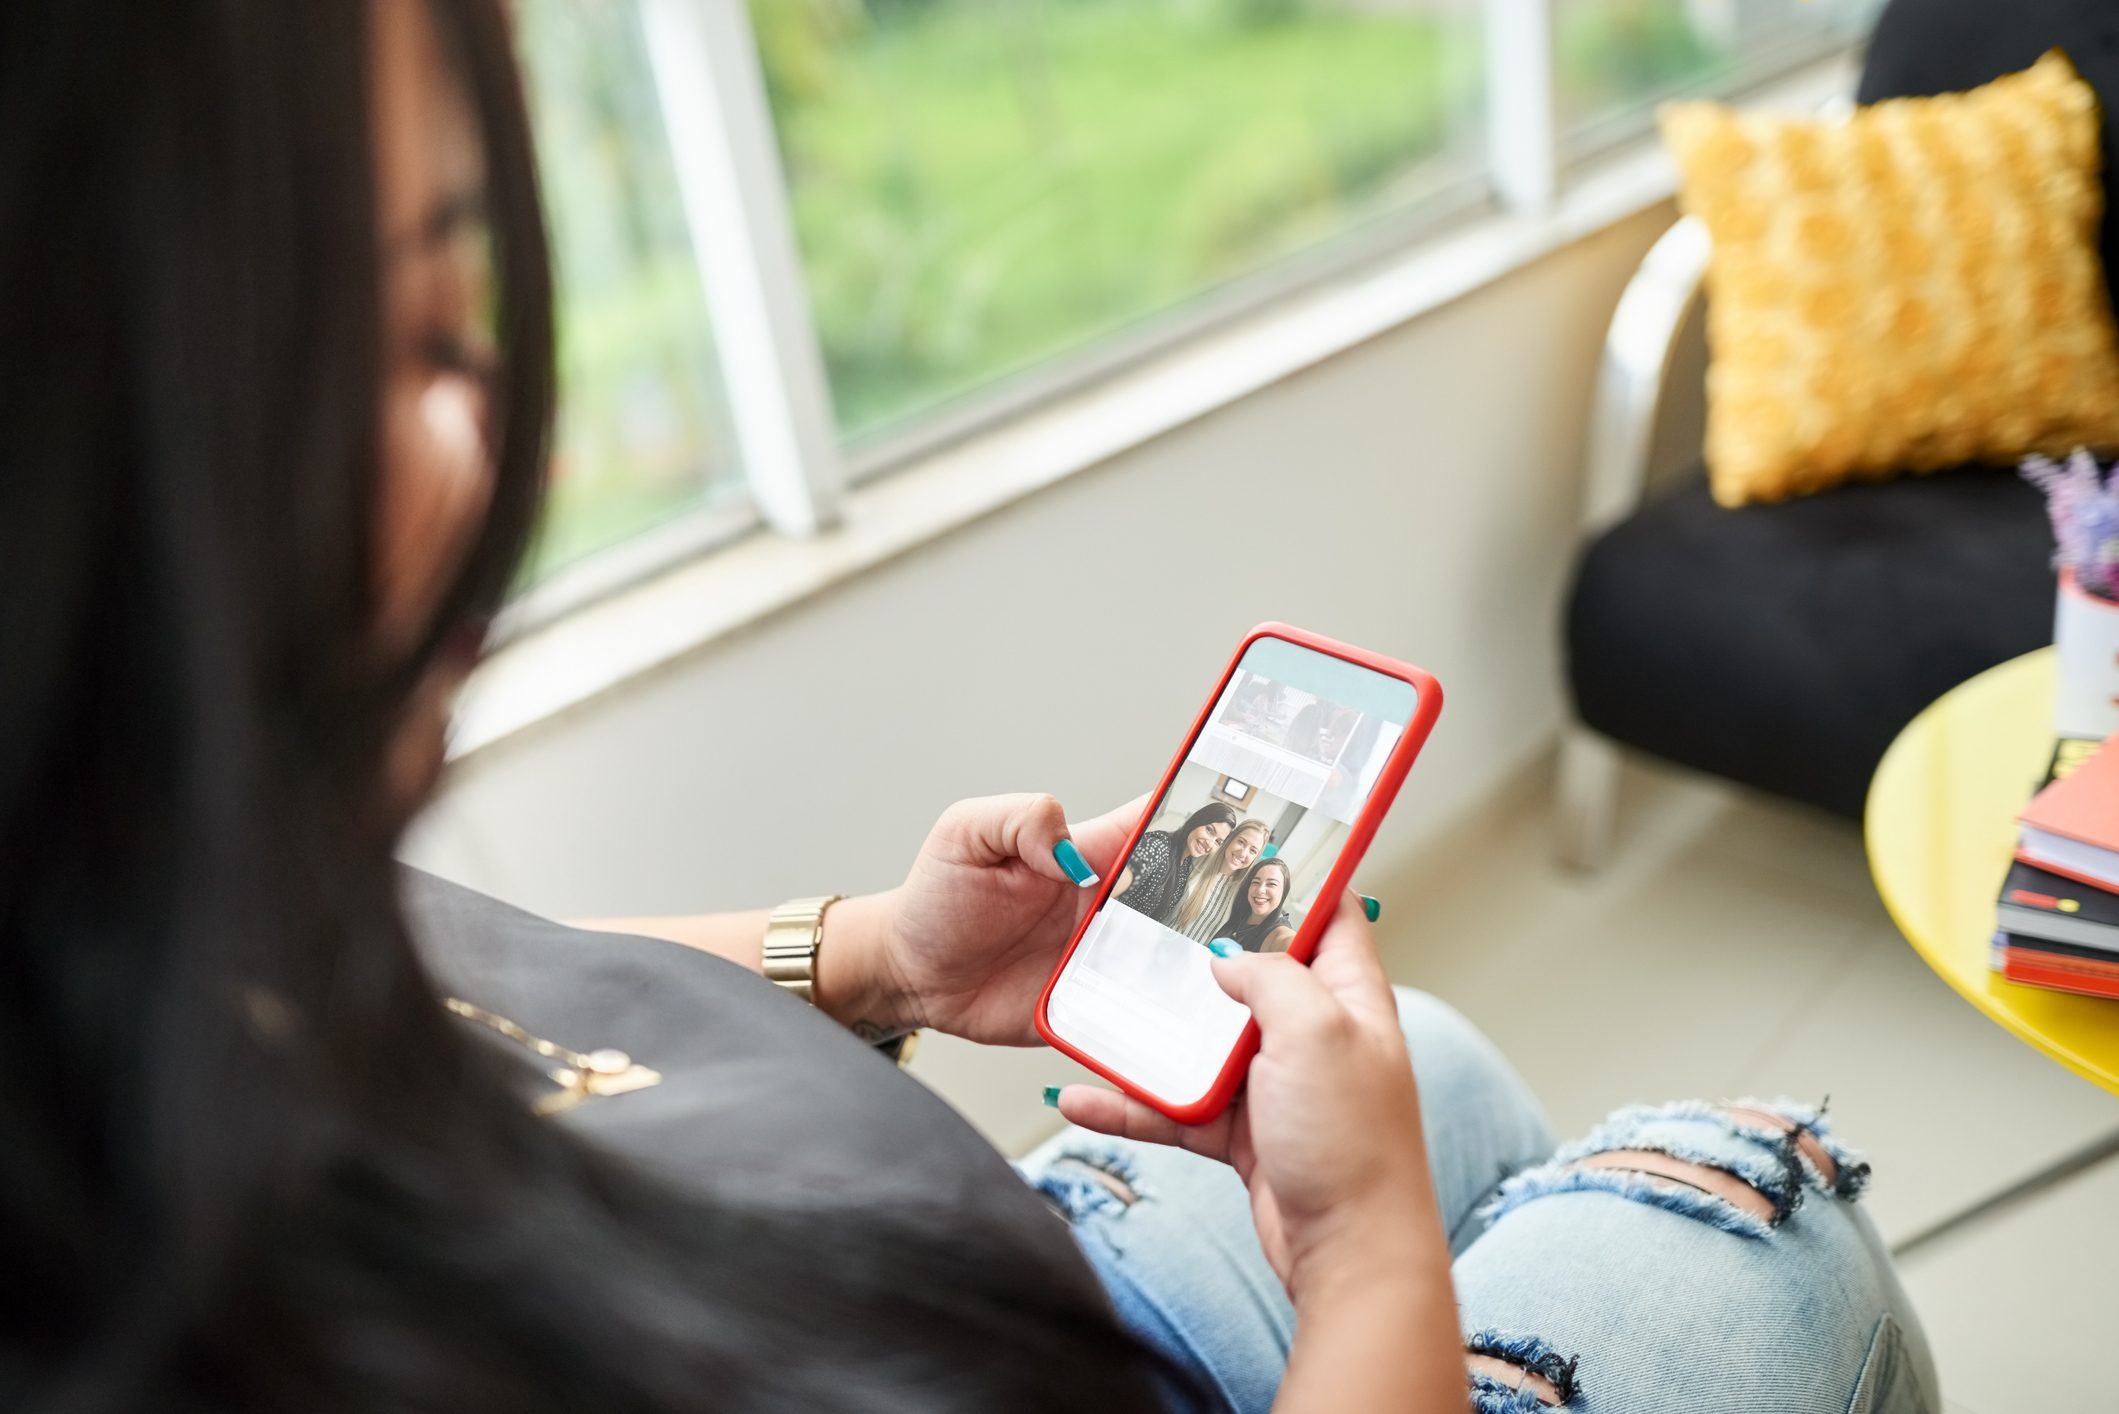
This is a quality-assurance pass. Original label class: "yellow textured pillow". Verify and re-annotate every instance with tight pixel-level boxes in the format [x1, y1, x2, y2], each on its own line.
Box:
[1662, 51, 2119, 508]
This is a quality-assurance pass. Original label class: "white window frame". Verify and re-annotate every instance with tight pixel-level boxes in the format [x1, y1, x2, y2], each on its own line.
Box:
[504, 0, 1868, 637]
[638, 0, 844, 536]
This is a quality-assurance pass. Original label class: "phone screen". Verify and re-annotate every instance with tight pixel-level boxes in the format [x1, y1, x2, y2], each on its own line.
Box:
[1045, 635, 1421, 1106]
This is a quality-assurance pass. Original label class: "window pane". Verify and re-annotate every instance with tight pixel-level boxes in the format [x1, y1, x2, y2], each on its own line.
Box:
[514, 0, 745, 578]
[753, 0, 1487, 438]
[1557, 0, 1879, 147]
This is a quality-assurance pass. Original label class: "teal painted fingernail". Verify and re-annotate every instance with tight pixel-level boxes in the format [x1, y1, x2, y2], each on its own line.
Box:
[1042, 1085, 1063, 1108]
[1207, 939, 1240, 958]
[1362, 894, 1381, 923]
[1053, 838, 1099, 887]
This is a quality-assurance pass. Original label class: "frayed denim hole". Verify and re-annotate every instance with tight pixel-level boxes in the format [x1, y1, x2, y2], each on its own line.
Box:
[1602, 1139, 1801, 1222]
[1544, 1101, 1772, 1173]
[1832, 1155, 1874, 1199]
[1466, 1329, 1582, 1403]
[1690, 1133, 1802, 1224]
[1532, 1127, 1799, 1225]
[1720, 1094, 1874, 1201]
[1032, 1152, 1144, 1223]
[1734, 1105, 1872, 1203]
[1479, 1162, 1776, 1240]
[1469, 1370, 1560, 1413]
[1563, 1096, 1870, 1205]
[1767, 1129, 1812, 1220]
[1787, 1098, 1874, 1200]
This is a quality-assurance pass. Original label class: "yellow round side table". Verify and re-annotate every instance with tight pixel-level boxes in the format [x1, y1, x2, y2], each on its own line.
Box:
[1866, 647, 2119, 1095]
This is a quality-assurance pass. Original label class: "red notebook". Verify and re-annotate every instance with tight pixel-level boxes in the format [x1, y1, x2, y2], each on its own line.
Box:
[1997, 935, 2119, 1000]
[2017, 736, 2119, 891]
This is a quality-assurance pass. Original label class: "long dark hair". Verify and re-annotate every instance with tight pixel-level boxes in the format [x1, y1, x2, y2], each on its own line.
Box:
[0, 4, 1169, 1409]
[1216, 859, 1293, 946]
[1171, 801, 1242, 852]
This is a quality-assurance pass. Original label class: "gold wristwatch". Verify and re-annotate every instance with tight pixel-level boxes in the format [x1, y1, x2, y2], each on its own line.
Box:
[762, 894, 843, 1003]
[763, 894, 918, 1067]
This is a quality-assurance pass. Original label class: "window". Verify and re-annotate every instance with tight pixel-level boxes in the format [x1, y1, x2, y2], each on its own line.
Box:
[508, 0, 1870, 591]
[751, 0, 1487, 439]
[1556, 0, 1878, 153]
[514, 0, 746, 578]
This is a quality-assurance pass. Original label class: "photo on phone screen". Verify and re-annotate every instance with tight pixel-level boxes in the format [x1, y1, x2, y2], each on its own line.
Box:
[1044, 635, 1422, 1107]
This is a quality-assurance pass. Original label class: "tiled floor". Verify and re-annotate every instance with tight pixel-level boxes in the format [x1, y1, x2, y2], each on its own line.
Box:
[1385, 757, 2119, 1413]
[916, 754, 2119, 1412]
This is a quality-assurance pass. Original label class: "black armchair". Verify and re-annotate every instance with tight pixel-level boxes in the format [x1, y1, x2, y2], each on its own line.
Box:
[1557, 0, 2119, 867]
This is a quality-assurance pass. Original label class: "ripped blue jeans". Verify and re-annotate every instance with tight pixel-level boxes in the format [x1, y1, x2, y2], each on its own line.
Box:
[1017, 989, 1937, 1413]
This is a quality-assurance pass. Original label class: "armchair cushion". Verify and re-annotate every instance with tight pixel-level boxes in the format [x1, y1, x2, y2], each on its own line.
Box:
[1566, 467, 2054, 818]
[1860, 0, 2119, 306]
[1662, 52, 2119, 508]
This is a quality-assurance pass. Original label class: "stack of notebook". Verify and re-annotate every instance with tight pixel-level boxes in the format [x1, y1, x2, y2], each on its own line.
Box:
[1995, 736, 2119, 999]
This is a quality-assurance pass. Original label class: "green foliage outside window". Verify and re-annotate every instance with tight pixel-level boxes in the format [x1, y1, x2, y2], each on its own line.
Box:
[512, 0, 1868, 578]
[516, 0, 741, 576]
[757, 0, 1484, 435]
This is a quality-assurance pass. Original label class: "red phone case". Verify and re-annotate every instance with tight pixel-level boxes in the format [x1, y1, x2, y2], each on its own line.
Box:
[1033, 622, 1443, 1124]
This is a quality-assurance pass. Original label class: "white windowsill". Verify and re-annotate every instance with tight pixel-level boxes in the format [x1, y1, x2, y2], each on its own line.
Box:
[450, 54, 1853, 764]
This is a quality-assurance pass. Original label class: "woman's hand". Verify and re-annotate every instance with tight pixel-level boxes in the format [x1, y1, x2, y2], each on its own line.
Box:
[1056, 892, 1438, 1299]
[1061, 896, 1464, 1412]
[850, 793, 1144, 1046]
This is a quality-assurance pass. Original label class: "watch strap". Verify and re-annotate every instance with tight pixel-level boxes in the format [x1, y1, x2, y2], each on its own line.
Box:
[761, 894, 844, 1004]
[876, 1030, 919, 1068]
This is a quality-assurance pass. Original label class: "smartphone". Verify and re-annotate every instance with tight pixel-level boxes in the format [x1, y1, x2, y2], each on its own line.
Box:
[1035, 623, 1441, 1124]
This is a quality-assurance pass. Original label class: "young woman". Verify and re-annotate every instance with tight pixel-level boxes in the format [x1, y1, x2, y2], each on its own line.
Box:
[1111, 800, 1239, 924]
[1282, 699, 1356, 764]
[2, 4, 1937, 1411]
[1213, 857, 1299, 953]
[1221, 677, 1288, 737]
[1171, 818, 1271, 943]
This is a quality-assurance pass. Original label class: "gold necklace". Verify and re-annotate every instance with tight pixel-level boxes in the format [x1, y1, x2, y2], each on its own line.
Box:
[444, 996, 663, 1116]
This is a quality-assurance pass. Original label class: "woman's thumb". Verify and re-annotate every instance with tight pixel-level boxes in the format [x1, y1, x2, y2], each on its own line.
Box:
[1210, 950, 1336, 1033]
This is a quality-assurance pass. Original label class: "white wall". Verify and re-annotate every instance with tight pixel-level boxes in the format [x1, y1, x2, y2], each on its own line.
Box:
[404, 201, 1680, 1151]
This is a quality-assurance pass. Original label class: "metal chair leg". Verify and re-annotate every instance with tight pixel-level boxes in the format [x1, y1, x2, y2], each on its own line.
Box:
[1555, 726, 1621, 872]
